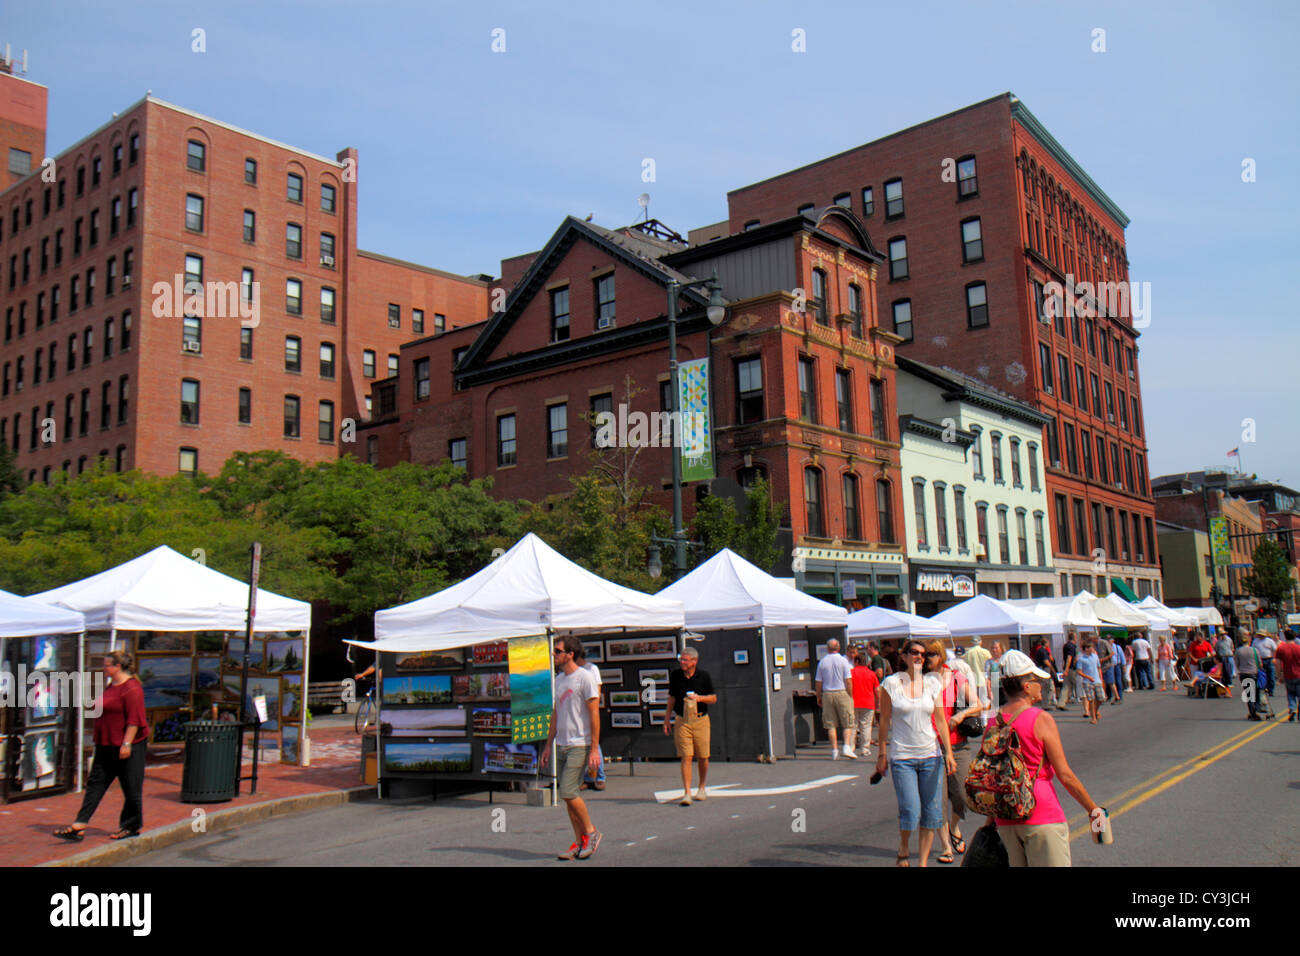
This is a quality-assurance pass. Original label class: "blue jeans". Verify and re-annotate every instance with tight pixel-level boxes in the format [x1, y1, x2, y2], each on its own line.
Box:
[582, 745, 605, 784]
[1285, 678, 1299, 715]
[1135, 660, 1153, 689]
[1259, 659, 1275, 697]
[1219, 655, 1235, 685]
[1111, 664, 1125, 700]
[890, 755, 944, 832]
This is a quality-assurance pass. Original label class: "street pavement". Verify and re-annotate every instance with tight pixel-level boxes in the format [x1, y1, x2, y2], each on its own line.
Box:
[125, 687, 1300, 867]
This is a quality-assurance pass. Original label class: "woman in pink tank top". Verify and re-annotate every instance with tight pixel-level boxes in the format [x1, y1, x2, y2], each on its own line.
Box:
[990, 650, 1104, 867]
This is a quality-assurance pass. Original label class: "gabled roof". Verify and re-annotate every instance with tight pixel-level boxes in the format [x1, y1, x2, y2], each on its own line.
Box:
[896, 355, 1049, 427]
[457, 216, 713, 374]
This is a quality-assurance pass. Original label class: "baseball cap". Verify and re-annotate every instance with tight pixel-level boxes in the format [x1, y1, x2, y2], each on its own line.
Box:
[998, 649, 1050, 680]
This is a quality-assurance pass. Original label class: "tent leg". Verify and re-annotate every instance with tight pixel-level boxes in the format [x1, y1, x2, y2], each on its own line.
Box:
[760, 627, 775, 764]
[76, 629, 85, 792]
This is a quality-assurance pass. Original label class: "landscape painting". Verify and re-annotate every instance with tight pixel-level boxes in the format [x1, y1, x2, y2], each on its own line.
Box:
[139, 655, 193, 709]
[470, 706, 511, 736]
[281, 725, 301, 764]
[382, 674, 453, 705]
[606, 637, 678, 661]
[384, 741, 472, 774]
[224, 637, 264, 671]
[394, 649, 464, 671]
[470, 642, 508, 667]
[264, 639, 304, 672]
[382, 707, 466, 737]
[246, 676, 281, 732]
[280, 674, 303, 721]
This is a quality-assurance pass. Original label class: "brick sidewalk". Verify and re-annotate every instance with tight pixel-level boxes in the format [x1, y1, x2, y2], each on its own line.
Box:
[1, 726, 365, 866]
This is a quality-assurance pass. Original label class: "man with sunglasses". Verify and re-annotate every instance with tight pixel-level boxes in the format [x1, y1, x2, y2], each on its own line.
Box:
[665, 647, 717, 806]
[539, 635, 602, 860]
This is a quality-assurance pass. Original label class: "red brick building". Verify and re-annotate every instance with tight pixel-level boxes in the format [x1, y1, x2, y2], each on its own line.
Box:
[725, 93, 1159, 599]
[0, 94, 488, 480]
[0, 62, 45, 192]
[359, 208, 910, 602]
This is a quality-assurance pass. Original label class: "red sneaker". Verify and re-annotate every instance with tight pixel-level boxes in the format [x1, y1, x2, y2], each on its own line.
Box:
[557, 840, 581, 860]
[576, 830, 602, 859]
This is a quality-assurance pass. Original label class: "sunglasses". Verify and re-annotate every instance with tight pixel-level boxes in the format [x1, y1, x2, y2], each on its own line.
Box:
[907, 649, 925, 657]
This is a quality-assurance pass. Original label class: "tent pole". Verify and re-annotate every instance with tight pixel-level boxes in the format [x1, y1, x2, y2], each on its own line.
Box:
[300, 626, 311, 766]
[760, 627, 775, 763]
[76, 629, 85, 792]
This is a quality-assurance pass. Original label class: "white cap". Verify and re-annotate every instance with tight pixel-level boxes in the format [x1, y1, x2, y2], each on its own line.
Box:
[998, 649, 1050, 680]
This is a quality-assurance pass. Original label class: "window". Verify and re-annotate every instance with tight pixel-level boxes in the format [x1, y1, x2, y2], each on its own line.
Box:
[286, 279, 302, 315]
[966, 283, 988, 328]
[1131, 396, 1142, 437]
[861, 186, 874, 215]
[100, 382, 111, 429]
[1058, 355, 1072, 402]
[285, 336, 301, 372]
[497, 414, 517, 466]
[243, 209, 255, 242]
[414, 357, 430, 400]
[82, 327, 93, 365]
[1104, 383, 1116, 422]
[1063, 422, 1078, 474]
[847, 283, 863, 338]
[320, 232, 335, 264]
[1124, 448, 1135, 490]
[796, 203, 815, 216]
[1055, 494, 1072, 554]
[888, 238, 908, 280]
[388, 353, 399, 377]
[183, 315, 201, 350]
[884, 178, 904, 218]
[127, 188, 137, 227]
[1035, 513, 1047, 566]
[363, 350, 376, 378]
[797, 357, 816, 422]
[877, 480, 896, 544]
[913, 480, 929, 548]
[961, 217, 983, 262]
[184, 254, 203, 289]
[181, 379, 200, 424]
[1090, 374, 1102, 418]
[997, 506, 1010, 564]
[843, 474, 861, 540]
[178, 448, 198, 477]
[811, 268, 829, 325]
[287, 173, 303, 203]
[805, 468, 826, 538]
[186, 140, 206, 172]
[412, 309, 424, 335]
[8, 147, 31, 176]
[74, 218, 83, 255]
[240, 327, 253, 360]
[239, 267, 255, 303]
[835, 369, 853, 431]
[894, 300, 915, 345]
[185, 194, 204, 232]
[434, 313, 446, 334]
[991, 432, 1003, 482]
[387, 303, 400, 329]
[595, 274, 616, 327]
[588, 393, 614, 447]
[238, 387, 251, 424]
[970, 426, 984, 478]
[1095, 434, 1109, 483]
[736, 357, 763, 424]
[1135, 453, 1147, 496]
[320, 342, 335, 379]
[1039, 344, 1054, 393]
[547, 404, 568, 458]
[957, 156, 978, 197]
[1017, 509, 1029, 565]
[1010, 437, 1022, 486]
[1101, 334, 1111, 366]
[55, 229, 64, 265]
[870, 379, 888, 440]
[321, 287, 336, 324]
[318, 401, 335, 442]
[111, 197, 121, 236]
[949, 486, 967, 551]
[1075, 364, 1088, 412]
[551, 288, 570, 342]
[1118, 388, 1129, 430]
[975, 502, 990, 558]
[244, 158, 257, 184]
[934, 483, 949, 550]
[1080, 428, 1094, 478]
[1119, 508, 1131, 559]
[286, 223, 302, 259]
[106, 258, 117, 296]
[129, 134, 139, 165]
[1074, 499, 1088, 555]
[1045, 417, 1061, 466]
[743, 219, 760, 231]
[321, 183, 336, 213]
[51, 285, 61, 322]
[284, 395, 301, 438]
[440, 437, 466, 471]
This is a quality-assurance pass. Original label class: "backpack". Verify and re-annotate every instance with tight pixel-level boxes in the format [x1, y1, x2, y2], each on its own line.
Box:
[965, 711, 1037, 820]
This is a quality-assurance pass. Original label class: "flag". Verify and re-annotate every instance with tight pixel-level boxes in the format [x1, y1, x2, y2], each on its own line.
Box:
[1226, 448, 1239, 458]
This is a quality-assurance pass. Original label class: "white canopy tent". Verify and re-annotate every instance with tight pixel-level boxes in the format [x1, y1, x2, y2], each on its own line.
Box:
[1170, 605, 1225, 627]
[1136, 596, 1200, 628]
[1129, 606, 1172, 635]
[846, 605, 950, 640]
[1007, 591, 1103, 630]
[931, 594, 1061, 645]
[1091, 593, 1150, 629]
[0, 588, 86, 638]
[367, 533, 685, 652]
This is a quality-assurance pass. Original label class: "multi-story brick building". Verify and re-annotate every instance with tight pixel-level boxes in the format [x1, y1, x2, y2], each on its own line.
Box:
[0, 93, 489, 481]
[0, 60, 45, 192]
[725, 93, 1159, 600]
[359, 207, 912, 605]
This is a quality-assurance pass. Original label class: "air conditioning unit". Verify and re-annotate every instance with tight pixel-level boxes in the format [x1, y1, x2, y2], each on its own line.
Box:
[182, 340, 201, 353]
[975, 544, 987, 558]
[320, 255, 335, 267]
[596, 316, 614, 331]
[121, 276, 132, 288]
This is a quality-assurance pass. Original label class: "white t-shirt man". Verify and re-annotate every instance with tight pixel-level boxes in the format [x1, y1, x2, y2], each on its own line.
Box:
[554, 667, 598, 746]
[582, 662, 603, 690]
[815, 652, 853, 692]
[1131, 637, 1152, 661]
[1253, 635, 1277, 660]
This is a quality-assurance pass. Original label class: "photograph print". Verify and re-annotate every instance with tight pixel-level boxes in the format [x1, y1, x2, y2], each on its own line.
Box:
[605, 637, 678, 661]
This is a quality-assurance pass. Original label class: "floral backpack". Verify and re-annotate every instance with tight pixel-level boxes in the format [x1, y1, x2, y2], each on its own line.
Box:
[964, 710, 1037, 820]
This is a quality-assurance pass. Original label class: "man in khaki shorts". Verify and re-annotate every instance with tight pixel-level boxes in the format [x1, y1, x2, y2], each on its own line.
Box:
[664, 647, 717, 806]
[815, 638, 856, 758]
[539, 635, 602, 860]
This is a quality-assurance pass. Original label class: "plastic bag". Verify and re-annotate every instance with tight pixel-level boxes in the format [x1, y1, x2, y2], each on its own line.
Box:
[961, 823, 1009, 868]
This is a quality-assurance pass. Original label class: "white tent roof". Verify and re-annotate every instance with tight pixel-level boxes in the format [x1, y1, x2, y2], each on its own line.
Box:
[1091, 592, 1151, 628]
[369, 533, 685, 652]
[1128, 606, 1172, 633]
[30, 545, 311, 632]
[1006, 591, 1103, 629]
[930, 594, 1062, 638]
[0, 588, 85, 637]
[1170, 605, 1225, 626]
[846, 605, 950, 639]
[656, 548, 847, 630]
[1135, 596, 1198, 627]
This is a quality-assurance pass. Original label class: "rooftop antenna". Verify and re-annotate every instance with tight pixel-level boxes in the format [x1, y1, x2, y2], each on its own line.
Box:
[638, 192, 650, 223]
[1, 46, 29, 75]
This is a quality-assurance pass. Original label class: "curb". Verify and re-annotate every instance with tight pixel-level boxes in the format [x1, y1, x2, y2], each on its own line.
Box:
[43, 786, 374, 867]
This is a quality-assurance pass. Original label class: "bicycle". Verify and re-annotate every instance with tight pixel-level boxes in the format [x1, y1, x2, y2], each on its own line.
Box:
[347, 645, 377, 734]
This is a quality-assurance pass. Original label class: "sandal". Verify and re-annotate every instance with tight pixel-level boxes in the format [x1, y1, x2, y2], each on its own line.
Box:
[935, 851, 955, 864]
[896, 853, 910, 867]
[53, 825, 85, 842]
[949, 829, 966, 854]
[109, 829, 139, 840]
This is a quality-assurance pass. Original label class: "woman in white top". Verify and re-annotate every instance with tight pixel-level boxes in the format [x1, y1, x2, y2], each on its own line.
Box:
[875, 637, 957, 866]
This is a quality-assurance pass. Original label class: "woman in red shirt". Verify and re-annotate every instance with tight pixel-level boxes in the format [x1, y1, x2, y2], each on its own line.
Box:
[54, 650, 149, 841]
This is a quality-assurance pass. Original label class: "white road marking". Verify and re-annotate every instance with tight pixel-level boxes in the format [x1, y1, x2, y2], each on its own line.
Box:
[654, 775, 855, 802]
[645, 835, 657, 841]
[686, 826, 696, 831]
[730, 814, 740, 819]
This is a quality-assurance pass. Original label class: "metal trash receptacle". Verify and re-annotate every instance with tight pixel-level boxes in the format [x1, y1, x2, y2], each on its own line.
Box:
[181, 720, 240, 803]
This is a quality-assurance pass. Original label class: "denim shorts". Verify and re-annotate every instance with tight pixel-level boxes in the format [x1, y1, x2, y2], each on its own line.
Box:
[889, 755, 944, 831]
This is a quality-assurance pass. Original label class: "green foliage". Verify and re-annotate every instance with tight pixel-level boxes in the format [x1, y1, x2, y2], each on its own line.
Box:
[1241, 537, 1297, 610]
[0, 441, 23, 499]
[691, 477, 786, 573]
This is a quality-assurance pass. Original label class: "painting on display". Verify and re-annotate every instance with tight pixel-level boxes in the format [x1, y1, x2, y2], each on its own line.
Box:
[194, 632, 226, 653]
[382, 675, 453, 705]
[483, 742, 538, 775]
[790, 640, 810, 672]
[610, 712, 643, 729]
[280, 674, 303, 721]
[470, 642, 509, 667]
[638, 668, 670, 686]
[470, 706, 511, 736]
[384, 741, 472, 774]
[136, 632, 193, 653]
[599, 668, 622, 685]
[582, 641, 604, 663]
[452, 673, 510, 703]
[507, 635, 552, 744]
[32, 636, 59, 671]
[608, 690, 640, 708]
[281, 725, 301, 764]
[381, 708, 466, 737]
[20, 730, 58, 790]
[224, 637, 264, 671]
[393, 649, 463, 671]
[194, 656, 222, 692]
[139, 656, 193, 710]
[605, 637, 678, 662]
[27, 678, 57, 723]
[245, 677, 281, 732]
[264, 639, 304, 672]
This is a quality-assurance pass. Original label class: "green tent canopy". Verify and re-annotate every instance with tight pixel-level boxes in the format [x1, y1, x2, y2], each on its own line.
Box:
[1109, 576, 1138, 602]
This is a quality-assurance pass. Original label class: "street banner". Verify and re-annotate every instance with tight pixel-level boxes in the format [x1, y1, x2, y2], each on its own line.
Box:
[508, 635, 552, 743]
[1210, 516, 1230, 567]
[678, 358, 714, 483]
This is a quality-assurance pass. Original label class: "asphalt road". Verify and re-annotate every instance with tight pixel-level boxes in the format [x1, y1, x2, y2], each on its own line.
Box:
[127, 687, 1299, 867]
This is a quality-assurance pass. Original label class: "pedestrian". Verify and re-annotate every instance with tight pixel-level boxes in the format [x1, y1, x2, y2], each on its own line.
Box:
[986, 650, 1106, 867]
[1096, 635, 1117, 704]
[1234, 635, 1262, 722]
[964, 635, 991, 705]
[1156, 633, 1176, 691]
[875, 638, 956, 867]
[867, 640, 892, 682]
[1274, 630, 1300, 722]
[984, 640, 1005, 708]
[924, 639, 982, 863]
[1215, 630, 1236, 687]
[814, 638, 857, 759]
[1059, 631, 1079, 707]
[664, 646, 717, 805]
[1123, 641, 1135, 691]
[1076, 639, 1104, 724]
[574, 644, 606, 791]
[1130, 632, 1153, 690]
[849, 648, 880, 758]
[54, 651, 150, 841]
[1252, 631, 1278, 699]
[1032, 637, 1065, 711]
[1188, 630, 1215, 678]
[538, 635, 602, 859]
[1110, 638, 1127, 702]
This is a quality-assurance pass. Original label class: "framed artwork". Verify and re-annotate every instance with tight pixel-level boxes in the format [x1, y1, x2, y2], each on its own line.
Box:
[194, 631, 226, 653]
[610, 711, 643, 729]
[773, 647, 787, 667]
[471, 642, 509, 668]
[638, 668, 670, 686]
[648, 711, 665, 726]
[734, 650, 749, 665]
[137, 632, 193, 653]
[483, 741, 538, 775]
[649, 688, 668, 705]
[608, 690, 640, 708]
[20, 729, 58, 789]
[470, 706, 511, 736]
[224, 637, 264, 671]
[394, 649, 463, 671]
[582, 641, 604, 663]
[382, 707, 466, 737]
[384, 741, 472, 774]
[790, 640, 810, 671]
[815, 643, 828, 661]
[383, 674, 453, 705]
[246, 676, 281, 732]
[452, 673, 510, 703]
[264, 639, 304, 673]
[195, 656, 222, 692]
[139, 655, 193, 709]
[280, 674, 303, 721]
[506, 635, 552, 744]
[27, 678, 57, 722]
[32, 636, 59, 671]
[281, 725, 301, 764]
[599, 668, 622, 685]
[606, 637, 678, 662]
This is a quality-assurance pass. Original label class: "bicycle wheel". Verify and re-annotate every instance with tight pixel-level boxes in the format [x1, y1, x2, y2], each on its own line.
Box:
[355, 694, 373, 734]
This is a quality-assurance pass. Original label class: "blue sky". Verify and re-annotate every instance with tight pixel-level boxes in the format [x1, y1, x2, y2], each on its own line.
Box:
[9, 0, 1299, 488]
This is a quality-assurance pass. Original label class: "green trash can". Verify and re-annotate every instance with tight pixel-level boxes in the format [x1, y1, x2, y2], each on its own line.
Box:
[181, 720, 241, 803]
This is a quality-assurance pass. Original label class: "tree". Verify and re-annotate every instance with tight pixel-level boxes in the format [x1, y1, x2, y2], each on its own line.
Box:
[0, 441, 23, 499]
[691, 477, 786, 573]
[1241, 537, 1298, 611]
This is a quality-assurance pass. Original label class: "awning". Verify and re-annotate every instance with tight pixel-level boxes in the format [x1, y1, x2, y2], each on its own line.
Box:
[1109, 576, 1139, 602]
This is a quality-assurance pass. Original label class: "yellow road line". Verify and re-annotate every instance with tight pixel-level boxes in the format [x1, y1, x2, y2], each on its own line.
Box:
[1068, 719, 1280, 841]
